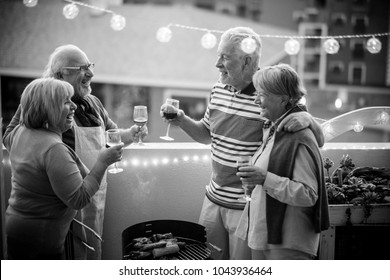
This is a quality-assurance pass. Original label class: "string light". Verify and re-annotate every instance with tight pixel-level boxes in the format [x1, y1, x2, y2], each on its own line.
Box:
[366, 37, 382, 54]
[110, 14, 126, 31]
[322, 107, 390, 142]
[116, 154, 211, 168]
[155, 24, 389, 55]
[241, 37, 257, 54]
[62, 0, 126, 31]
[334, 98, 343, 109]
[323, 38, 340, 54]
[323, 123, 334, 138]
[353, 122, 364, 132]
[284, 38, 300, 55]
[376, 111, 390, 124]
[321, 143, 390, 150]
[201, 32, 217, 49]
[156, 26, 173, 42]
[23, 0, 38, 7]
[63, 3, 79, 20]
[23, 3, 389, 51]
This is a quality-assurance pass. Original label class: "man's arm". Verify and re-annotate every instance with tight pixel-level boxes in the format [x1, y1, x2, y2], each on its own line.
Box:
[161, 108, 211, 144]
[277, 111, 325, 147]
[119, 125, 148, 146]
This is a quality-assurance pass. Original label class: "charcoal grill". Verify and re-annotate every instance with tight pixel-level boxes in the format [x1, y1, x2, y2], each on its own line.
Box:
[122, 220, 211, 260]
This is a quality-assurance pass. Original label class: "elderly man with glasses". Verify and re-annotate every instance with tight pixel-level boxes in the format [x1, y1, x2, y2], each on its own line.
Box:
[3, 44, 147, 260]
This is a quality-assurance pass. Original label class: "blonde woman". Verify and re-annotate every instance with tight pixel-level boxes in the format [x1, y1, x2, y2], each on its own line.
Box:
[236, 64, 330, 260]
[4, 78, 123, 259]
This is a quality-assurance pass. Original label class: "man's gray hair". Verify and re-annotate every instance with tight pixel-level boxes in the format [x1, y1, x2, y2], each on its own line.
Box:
[221, 26, 262, 72]
[41, 44, 82, 79]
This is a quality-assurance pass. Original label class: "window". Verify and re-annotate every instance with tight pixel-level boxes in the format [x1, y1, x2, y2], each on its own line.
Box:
[329, 61, 344, 74]
[195, 0, 215, 10]
[351, 14, 368, 33]
[352, 0, 369, 6]
[351, 39, 365, 59]
[237, 4, 246, 18]
[331, 13, 347, 26]
[293, 11, 307, 23]
[348, 62, 366, 85]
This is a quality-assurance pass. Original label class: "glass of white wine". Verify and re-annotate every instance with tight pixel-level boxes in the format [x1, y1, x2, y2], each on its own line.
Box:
[133, 105, 148, 145]
[236, 156, 253, 202]
[106, 129, 124, 174]
[160, 98, 179, 141]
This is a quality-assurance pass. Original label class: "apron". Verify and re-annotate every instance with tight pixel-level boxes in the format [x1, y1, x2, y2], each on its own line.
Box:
[72, 117, 107, 260]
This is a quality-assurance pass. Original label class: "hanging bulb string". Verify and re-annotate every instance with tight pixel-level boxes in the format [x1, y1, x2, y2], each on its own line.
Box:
[27, 2, 390, 41]
[63, 0, 116, 15]
[259, 32, 390, 40]
[169, 23, 389, 40]
[169, 23, 224, 35]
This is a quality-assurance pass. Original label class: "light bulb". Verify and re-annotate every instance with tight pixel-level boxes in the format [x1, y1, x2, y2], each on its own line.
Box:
[284, 38, 300, 55]
[335, 98, 342, 109]
[63, 3, 79, 20]
[376, 111, 390, 124]
[241, 37, 257, 54]
[353, 122, 364, 132]
[23, 0, 38, 7]
[110, 14, 126, 31]
[366, 37, 382, 54]
[323, 124, 334, 136]
[156, 27, 172, 43]
[201, 32, 217, 49]
[324, 38, 340, 54]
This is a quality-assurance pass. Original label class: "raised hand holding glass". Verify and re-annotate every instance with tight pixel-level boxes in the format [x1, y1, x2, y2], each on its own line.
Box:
[133, 105, 148, 145]
[106, 129, 123, 174]
[160, 98, 179, 141]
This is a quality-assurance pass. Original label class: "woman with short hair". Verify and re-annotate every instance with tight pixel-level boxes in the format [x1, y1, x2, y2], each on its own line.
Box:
[236, 64, 330, 260]
[4, 78, 123, 259]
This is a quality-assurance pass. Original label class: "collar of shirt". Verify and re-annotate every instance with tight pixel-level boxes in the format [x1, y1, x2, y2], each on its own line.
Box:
[223, 82, 256, 96]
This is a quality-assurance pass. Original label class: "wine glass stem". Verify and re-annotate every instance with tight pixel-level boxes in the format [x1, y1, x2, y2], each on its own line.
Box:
[165, 123, 171, 137]
[138, 125, 143, 144]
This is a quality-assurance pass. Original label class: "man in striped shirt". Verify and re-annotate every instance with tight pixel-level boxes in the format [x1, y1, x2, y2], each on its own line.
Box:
[160, 27, 324, 259]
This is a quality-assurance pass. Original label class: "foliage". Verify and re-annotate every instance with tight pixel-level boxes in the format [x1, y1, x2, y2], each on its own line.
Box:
[324, 156, 390, 206]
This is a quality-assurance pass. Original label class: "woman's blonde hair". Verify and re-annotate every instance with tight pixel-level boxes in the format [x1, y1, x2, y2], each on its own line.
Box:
[20, 78, 74, 129]
[253, 63, 306, 109]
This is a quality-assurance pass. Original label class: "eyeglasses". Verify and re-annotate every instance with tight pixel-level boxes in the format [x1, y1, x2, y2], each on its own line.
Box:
[63, 63, 95, 71]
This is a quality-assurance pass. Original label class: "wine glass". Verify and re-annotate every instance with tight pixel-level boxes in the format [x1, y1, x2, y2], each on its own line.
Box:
[160, 98, 179, 141]
[133, 105, 148, 145]
[236, 156, 253, 202]
[106, 129, 123, 174]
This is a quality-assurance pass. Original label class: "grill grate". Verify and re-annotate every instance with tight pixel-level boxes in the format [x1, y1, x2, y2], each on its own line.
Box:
[122, 220, 210, 260]
[177, 244, 211, 260]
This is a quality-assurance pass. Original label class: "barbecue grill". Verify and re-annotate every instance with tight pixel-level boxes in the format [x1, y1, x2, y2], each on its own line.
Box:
[122, 220, 212, 260]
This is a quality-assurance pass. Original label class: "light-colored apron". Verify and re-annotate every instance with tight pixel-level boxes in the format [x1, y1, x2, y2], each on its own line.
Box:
[72, 117, 107, 260]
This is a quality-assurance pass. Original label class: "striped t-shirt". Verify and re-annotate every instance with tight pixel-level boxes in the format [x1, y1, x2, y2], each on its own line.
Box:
[201, 82, 266, 210]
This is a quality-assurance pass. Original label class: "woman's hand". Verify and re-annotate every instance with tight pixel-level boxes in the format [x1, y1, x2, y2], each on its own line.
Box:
[98, 143, 124, 167]
[237, 165, 267, 186]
